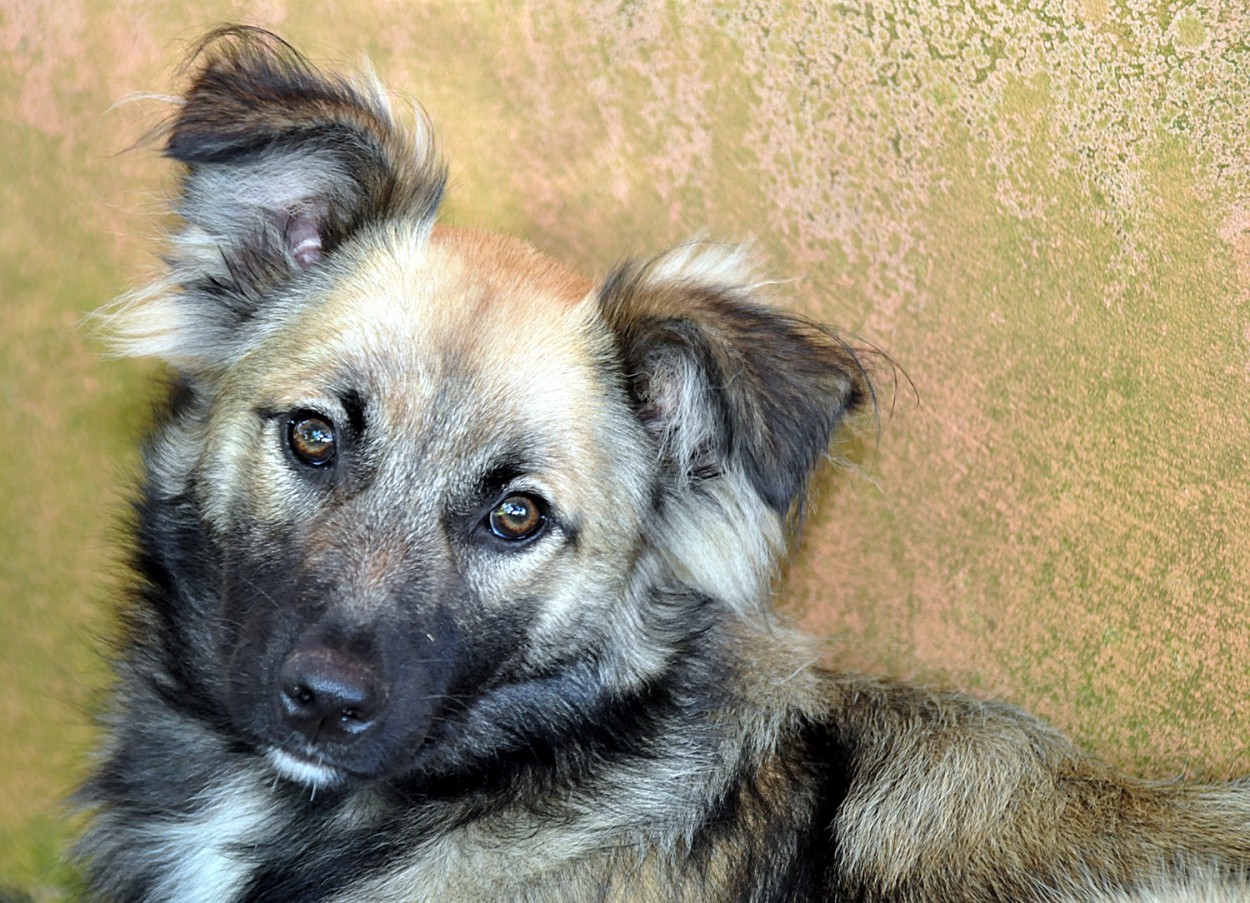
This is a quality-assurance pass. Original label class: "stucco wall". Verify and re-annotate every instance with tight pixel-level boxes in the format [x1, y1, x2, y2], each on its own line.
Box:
[2, 1, 1247, 894]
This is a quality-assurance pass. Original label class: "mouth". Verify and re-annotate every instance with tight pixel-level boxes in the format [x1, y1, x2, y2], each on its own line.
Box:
[264, 747, 346, 790]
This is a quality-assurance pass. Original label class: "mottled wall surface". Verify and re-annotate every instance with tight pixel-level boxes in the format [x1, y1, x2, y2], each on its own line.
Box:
[1, 0, 1247, 895]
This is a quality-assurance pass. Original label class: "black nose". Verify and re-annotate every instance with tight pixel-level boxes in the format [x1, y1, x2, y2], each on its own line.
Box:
[278, 647, 384, 746]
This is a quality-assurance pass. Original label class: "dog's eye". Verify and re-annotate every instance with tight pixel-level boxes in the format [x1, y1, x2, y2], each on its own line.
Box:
[487, 495, 547, 542]
[288, 413, 337, 467]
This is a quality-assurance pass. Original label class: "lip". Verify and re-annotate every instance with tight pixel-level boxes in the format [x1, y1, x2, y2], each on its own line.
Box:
[265, 747, 345, 790]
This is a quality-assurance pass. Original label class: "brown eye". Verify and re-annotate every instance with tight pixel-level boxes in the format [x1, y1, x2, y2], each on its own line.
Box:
[488, 495, 546, 542]
[288, 414, 336, 467]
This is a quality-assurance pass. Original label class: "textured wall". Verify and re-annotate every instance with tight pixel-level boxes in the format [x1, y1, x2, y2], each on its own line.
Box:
[1, 0, 1247, 895]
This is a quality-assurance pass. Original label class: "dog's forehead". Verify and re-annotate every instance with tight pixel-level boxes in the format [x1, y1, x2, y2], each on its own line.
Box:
[251, 224, 612, 448]
[332, 223, 593, 346]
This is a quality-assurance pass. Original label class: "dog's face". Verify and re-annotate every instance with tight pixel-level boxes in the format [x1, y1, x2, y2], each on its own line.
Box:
[205, 226, 670, 786]
[109, 30, 866, 791]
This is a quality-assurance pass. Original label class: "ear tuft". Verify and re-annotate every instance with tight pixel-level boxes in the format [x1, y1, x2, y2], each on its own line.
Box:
[600, 243, 871, 517]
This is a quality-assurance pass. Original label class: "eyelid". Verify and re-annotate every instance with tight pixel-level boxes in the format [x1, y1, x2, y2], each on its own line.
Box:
[259, 390, 365, 431]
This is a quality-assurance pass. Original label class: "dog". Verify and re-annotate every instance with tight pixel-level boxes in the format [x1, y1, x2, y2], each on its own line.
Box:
[77, 26, 1250, 903]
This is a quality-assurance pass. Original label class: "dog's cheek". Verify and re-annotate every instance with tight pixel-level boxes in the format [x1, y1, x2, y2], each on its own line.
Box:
[418, 588, 540, 703]
[501, 542, 635, 668]
[190, 399, 323, 538]
[501, 473, 657, 664]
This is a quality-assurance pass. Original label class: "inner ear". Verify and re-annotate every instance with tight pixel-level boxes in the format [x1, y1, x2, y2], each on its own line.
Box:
[629, 326, 728, 481]
[282, 210, 324, 268]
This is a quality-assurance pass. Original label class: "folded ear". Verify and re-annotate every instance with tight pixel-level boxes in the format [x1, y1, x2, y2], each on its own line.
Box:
[599, 244, 870, 518]
[105, 26, 445, 366]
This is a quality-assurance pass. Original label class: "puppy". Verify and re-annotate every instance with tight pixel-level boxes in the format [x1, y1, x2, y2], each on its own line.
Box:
[78, 26, 1250, 902]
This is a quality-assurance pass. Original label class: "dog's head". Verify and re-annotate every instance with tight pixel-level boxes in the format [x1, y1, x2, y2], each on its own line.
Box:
[105, 28, 869, 790]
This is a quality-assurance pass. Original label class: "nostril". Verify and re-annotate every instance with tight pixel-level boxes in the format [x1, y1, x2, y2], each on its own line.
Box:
[285, 684, 316, 710]
[278, 647, 383, 745]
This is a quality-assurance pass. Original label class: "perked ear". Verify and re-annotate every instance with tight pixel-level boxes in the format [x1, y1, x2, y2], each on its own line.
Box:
[104, 26, 446, 366]
[599, 244, 870, 518]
